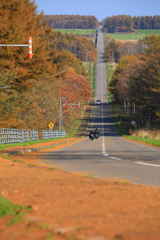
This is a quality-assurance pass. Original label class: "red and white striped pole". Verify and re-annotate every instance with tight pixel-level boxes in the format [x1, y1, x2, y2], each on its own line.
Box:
[28, 37, 33, 59]
[78, 101, 81, 109]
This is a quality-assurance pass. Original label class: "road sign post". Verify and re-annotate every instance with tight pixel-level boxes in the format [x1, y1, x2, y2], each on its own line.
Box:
[0, 37, 33, 59]
[48, 122, 54, 130]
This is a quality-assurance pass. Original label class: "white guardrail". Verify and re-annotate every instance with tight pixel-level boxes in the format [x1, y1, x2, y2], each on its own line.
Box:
[42, 130, 66, 140]
[0, 128, 66, 144]
[0, 128, 39, 144]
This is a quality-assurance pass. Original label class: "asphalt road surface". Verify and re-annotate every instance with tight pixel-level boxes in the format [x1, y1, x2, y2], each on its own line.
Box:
[43, 27, 160, 187]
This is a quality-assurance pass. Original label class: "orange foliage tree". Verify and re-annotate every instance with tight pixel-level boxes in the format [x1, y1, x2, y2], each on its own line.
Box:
[109, 35, 160, 125]
[58, 68, 91, 131]
[0, 0, 93, 131]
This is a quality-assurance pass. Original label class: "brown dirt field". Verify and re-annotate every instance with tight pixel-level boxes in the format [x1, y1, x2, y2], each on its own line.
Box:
[0, 138, 160, 240]
[115, 39, 139, 44]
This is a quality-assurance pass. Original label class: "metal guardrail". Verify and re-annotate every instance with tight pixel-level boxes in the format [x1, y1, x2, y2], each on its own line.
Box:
[0, 128, 22, 144]
[22, 129, 29, 142]
[42, 130, 66, 140]
[30, 130, 39, 141]
[0, 128, 39, 144]
[0, 128, 66, 144]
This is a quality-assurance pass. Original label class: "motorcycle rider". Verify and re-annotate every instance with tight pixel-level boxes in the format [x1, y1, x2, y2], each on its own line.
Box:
[89, 128, 99, 140]
[89, 130, 94, 140]
[94, 128, 99, 139]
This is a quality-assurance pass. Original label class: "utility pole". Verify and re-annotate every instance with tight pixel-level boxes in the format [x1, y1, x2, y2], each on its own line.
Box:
[71, 107, 78, 132]
[148, 107, 151, 128]
[59, 97, 68, 131]
[59, 97, 62, 131]
[134, 104, 136, 119]
[124, 97, 126, 111]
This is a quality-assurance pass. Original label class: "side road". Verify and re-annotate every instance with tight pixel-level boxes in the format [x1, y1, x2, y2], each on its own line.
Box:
[0, 138, 160, 240]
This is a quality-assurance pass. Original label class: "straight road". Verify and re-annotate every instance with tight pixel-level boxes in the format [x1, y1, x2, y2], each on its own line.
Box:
[43, 27, 160, 186]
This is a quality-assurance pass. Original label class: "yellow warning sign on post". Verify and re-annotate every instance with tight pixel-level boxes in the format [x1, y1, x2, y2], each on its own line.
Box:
[48, 122, 54, 129]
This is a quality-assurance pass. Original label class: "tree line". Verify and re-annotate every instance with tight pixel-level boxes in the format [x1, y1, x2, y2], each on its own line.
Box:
[0, 0, 97, 131]
[108, 35, 160, 127]
[44, 15, 99, 29]
[103, 15, 160, 33]
[53, 31, 96, 62]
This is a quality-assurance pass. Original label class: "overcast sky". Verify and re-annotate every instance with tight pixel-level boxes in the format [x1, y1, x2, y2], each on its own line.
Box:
[35, 0, 160, 21]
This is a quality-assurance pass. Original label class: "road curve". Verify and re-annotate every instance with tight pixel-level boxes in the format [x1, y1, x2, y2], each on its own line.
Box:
[43, 27, 160, 187]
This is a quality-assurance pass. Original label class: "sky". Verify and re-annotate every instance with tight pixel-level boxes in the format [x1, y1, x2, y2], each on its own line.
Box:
[35, 0, 160, 21]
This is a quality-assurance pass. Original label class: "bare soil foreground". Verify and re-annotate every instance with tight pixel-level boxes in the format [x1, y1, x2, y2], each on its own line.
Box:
[0, 138, 160, 240]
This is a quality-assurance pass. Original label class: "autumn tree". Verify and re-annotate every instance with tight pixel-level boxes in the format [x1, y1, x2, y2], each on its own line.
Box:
[109, 35, 160, 126]
[104, 37, 147, 63]
[52, 31, 97, 62]
[103, 15, 134, 33]
[0, 0, 58, 128]
[0, 0, 94, 130]
[58, 68, 91, 131]
[0, 71, 20, 128]
[108, 55, 139, 102]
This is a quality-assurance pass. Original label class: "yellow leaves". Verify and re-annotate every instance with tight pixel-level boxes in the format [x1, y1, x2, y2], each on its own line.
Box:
[156, 111, 160, 118]
[119, 55, 138, 67]
[150, 88, 160, 93]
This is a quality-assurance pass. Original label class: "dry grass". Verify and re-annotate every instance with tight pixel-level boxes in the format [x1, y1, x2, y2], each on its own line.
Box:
[131, 129, 160, 140]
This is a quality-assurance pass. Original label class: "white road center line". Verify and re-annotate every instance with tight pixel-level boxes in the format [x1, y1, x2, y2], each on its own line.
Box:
[135, 162, 160, 167]
[101, 62, 106, 155]
[103, 153, 109, 157]
[109, 157, 122, 161]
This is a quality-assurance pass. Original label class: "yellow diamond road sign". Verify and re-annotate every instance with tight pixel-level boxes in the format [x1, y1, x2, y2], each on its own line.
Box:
[48, 122, 54, 129]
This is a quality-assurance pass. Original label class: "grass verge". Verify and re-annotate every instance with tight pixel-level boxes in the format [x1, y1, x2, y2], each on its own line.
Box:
[0, 137, 71, 150]
[0, 195, 30, 225]
[123, 135, 160, 147]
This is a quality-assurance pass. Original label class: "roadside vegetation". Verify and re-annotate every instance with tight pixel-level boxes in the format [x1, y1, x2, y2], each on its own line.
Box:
[111, 104, 160, 147]
[106, 35, 160, 146]
[104, 19, 160, 147]
[108, 36, 160, 126]
[0, 195, 30, 226]
[0, 138, 65, 150]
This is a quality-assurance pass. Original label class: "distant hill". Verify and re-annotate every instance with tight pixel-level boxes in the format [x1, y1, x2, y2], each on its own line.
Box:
[44, 15, 99, 29]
